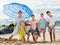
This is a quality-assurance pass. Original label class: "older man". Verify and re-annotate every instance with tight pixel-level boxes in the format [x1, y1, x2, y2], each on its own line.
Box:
[7, 11, 25, 42]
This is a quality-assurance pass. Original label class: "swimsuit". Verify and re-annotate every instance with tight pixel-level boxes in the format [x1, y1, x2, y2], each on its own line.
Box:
[19, 25, 26, 40]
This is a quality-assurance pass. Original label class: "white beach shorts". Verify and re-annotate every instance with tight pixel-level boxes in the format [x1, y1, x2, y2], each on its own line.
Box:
[12, 26, 19, 36]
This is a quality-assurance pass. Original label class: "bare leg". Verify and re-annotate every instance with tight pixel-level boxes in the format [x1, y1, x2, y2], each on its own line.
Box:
[43, 31, 45, 42]
[49, 31, 52, 42]
[53, 30, 55, 41]
[33, 33, 38, 42]
[7, 35, 13, 43]
[35, 35, 38, 42]
[27, 33, 30, 42]
[22, 37, 26, 43]
[32, 33, 35, 42]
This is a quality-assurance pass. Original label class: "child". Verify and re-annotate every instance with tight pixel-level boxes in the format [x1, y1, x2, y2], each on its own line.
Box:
[30, 14, 39, 42]
[39, 13, 47, 42]
[18, 21, 26, 43]
[46, 11, 57, 42]
[25, 20, 30, 42]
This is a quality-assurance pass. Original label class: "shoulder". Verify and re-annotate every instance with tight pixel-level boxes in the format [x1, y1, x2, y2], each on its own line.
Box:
[53, 16, 57, 21]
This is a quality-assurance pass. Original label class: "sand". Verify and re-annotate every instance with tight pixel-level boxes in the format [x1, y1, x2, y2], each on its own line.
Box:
[0, 30, 60, 45]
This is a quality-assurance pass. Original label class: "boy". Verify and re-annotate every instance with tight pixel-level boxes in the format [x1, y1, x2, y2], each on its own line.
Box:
[46, 11, 57, 42]
[30, 14, 39, 42]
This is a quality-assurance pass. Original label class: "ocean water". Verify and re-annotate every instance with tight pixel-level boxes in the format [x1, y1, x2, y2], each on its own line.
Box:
[0, 8, 60, 29]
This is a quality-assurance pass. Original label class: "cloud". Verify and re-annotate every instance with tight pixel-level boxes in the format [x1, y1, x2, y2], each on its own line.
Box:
[0, 0, 60, 19]
[0, 0, 60, 9]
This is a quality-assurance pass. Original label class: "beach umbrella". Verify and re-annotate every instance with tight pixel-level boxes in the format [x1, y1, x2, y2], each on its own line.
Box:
[3, 3, 33, 19]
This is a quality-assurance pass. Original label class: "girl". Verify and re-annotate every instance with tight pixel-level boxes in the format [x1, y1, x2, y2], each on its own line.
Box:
[19, 21, 26, 43]
[25, 20, 30, 42]
[39, 13, 47, 42]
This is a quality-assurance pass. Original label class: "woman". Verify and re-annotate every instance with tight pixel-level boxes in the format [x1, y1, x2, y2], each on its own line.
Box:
[39, 13, 47, 42]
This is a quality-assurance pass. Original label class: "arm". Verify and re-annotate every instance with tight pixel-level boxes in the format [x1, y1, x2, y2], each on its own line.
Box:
[24, 25, 26, 33]
[13, 20, 17, 27]
[14, 22, 17, 27]
[36, 22, 39, 28]
[30, 24, 32, 30]
[53, 22, 56, 28]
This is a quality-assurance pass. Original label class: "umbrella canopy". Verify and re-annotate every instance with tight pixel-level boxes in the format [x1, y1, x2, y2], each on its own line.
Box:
[3, 3, 33, 19]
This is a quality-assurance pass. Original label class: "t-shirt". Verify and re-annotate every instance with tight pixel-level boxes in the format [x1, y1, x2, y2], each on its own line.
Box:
[30, 20, 37, 30]
[48, 16, 57, 26]
[15, 18, 25, 27]
[12, 18, 25, 36]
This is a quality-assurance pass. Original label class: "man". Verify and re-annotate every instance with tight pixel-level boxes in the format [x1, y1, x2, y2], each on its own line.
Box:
[7, 11, 25, 42]
[46, 11, 57, 42]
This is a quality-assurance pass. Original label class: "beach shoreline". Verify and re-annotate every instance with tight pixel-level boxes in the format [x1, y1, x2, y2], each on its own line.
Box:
[0, 30, 60, 45]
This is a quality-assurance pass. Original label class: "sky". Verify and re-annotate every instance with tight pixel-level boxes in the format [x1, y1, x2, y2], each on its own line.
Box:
[0, 0, 60, 20]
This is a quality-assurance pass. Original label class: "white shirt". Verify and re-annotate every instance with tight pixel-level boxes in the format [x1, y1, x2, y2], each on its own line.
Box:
[15, 18, 25, 27]
[48, 16, 57, 26]
[12, 17, 25, 36]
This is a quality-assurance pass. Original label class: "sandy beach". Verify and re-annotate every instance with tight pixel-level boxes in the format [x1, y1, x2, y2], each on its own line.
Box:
[0, 30, 60, 45]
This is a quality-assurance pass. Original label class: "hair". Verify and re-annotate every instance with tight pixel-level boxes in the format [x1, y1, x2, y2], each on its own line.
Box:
[46, 11, 50, 14]
[25, 20, 29, 24]
[18, 11, 22, 14]
[19, 21, 24, 25]
[40, 13, 44, 15]
[32, 14, 35, 16]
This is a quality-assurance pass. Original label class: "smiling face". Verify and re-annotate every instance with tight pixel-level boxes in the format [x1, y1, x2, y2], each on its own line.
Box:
[18, 11, 22, 18]
[32, 14, 35, 20]
[46, 11, 51, 17]
[40, 13, 44, 18]
[47, 13, 51, 17]
[20, 21, 25, 26]
[26, 20, 30, 24]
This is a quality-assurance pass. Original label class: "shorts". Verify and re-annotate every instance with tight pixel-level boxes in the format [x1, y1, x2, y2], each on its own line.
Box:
[30, 29, 38, 33]
[26, 30, 30, 33]
[48, 27, 55, 32]
[12, 27, 19, 36]
[30, 28, 40, 36]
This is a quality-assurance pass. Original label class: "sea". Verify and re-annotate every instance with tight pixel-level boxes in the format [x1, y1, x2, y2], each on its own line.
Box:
[0, 8, 60, 29]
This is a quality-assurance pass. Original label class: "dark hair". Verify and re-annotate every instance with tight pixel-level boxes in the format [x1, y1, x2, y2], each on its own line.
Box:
[18, 11, 22, 14]
[46, 11, 50, 14]
[41, 13, 44, 15]
[32, 14, 35, 16]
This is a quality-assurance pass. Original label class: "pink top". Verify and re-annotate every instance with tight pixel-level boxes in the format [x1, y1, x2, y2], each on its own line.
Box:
[30, 20, 37, 30]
